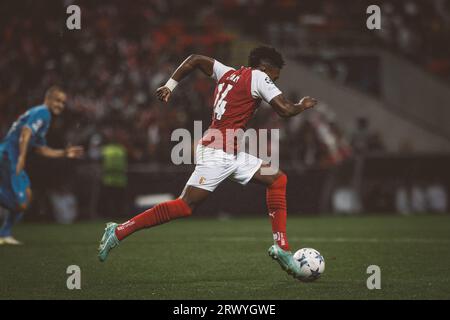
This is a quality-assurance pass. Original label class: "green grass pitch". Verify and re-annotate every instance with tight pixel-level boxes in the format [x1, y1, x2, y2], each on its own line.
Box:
[1, 215, 450, 300]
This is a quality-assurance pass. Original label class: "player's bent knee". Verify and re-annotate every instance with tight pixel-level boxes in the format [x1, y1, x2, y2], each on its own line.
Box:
[180, 200, 195, 214]
[177, 198, 194, 217]
[179, 193, 205, 213]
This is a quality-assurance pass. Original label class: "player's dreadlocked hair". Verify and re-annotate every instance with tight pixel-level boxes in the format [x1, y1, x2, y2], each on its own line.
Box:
[248, 46, 285, 69]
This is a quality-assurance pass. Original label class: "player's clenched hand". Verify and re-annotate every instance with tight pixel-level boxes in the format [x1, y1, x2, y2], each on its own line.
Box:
[156, 86, 172, 103]
[65, 146, 84, 159]
[299, 96, 318, 110]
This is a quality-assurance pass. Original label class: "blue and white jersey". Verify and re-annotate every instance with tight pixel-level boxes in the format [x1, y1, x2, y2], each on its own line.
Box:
[0, 105, 51, 163]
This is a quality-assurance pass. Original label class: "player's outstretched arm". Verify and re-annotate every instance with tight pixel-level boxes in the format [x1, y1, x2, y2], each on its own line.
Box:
[269, 94, 318, 118]
[156, 54, 214, 102]
[16, 127, 33, 175]
[35, 145, 84, 159]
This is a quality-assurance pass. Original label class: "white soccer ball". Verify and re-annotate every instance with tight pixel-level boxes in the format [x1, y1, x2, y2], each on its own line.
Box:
[293, 248, 325, 282]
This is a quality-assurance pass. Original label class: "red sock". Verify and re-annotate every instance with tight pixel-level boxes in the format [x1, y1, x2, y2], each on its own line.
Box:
[267, 173, 289, 251]
[115, 198, 192, 241]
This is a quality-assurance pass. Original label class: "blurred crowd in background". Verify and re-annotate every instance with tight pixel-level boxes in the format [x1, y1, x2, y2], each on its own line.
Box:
[223, 0, 450, 96]
[1, 0, 232, 164]
[3, 0, 447, 165]
[0, 1, 448, 219]
[2, 0, 438, 167]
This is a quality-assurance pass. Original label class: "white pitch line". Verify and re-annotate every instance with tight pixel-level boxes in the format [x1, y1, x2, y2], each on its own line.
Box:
[206, 237, 450, 244]
[294, 237, 450, 244]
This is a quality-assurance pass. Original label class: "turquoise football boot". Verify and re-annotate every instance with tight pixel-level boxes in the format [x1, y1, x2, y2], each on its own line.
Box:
[98, 222, 120, 262]
[268, 244, 301, 279]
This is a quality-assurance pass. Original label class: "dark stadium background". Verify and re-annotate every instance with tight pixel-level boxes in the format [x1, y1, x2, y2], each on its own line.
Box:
[1, 0, 450, 302]
[1, 0, 449, 221]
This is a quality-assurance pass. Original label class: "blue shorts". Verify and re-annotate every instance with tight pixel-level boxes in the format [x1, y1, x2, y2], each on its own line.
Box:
[0, 148, 30, 211]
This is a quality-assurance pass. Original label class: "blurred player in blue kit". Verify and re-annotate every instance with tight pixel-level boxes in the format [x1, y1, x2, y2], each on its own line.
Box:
[0, 86, 84, 245]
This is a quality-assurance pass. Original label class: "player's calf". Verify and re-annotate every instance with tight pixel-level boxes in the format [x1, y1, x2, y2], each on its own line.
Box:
[266, 173, 289, 251]
[98, 198, 193, 262]
[114, 198, 192, 241]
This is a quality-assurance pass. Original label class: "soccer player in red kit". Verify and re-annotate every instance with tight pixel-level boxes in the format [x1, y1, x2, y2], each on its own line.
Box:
[98, 46, 317, 278]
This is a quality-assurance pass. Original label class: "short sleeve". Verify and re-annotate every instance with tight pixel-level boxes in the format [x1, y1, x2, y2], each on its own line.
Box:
[251, 70, 282, 103]
[211, 60, 235, 82]
[25, 110, 48, 135]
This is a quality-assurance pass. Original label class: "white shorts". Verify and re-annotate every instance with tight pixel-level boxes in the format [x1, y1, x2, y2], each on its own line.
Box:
[186, 145, 263, 192]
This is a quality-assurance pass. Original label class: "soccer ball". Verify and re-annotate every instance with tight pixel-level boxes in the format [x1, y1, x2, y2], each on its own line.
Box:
[293, 248, 325, 282]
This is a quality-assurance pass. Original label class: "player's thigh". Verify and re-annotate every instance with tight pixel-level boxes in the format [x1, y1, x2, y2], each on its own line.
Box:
[180, 185, 211, 209]
[249, 163, 284, 187]
[184, 163, 232, 209]
[186, 145, 236, 192]
[230, 152, 264, 186]
[184, 146, 237, 208]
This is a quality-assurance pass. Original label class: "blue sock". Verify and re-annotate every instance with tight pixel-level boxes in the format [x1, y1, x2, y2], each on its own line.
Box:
[0, 210, 23, 237]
